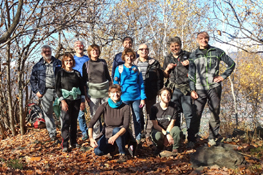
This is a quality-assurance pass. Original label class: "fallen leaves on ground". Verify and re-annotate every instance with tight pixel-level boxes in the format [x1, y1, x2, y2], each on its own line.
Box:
[0, 128, 262, 174]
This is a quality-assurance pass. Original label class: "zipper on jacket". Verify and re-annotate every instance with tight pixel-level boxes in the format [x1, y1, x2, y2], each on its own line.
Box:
[204, 49, 209, 90]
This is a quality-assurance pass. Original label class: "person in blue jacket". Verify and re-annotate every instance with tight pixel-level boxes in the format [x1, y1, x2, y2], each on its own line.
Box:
[30, 45, 61, 140]
[73, 41, 90, 141]
[113, 48, 146, 145]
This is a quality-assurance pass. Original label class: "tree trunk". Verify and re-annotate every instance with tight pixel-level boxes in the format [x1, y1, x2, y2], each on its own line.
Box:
[0, 121, 7, 139]
[228, 75, 238, 126]
[18, 78, 25, 135]
[6, 41, 16, 136]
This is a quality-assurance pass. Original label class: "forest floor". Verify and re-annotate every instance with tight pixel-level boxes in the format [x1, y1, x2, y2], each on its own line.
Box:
[0, 126, 263, 174]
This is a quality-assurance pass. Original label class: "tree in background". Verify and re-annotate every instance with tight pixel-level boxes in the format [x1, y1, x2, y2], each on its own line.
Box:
[212, 0, 263, 53]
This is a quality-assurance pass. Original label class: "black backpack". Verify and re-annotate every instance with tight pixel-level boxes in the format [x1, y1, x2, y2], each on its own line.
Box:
[144, 64, 164, 100]
[26, 103, 46, 129]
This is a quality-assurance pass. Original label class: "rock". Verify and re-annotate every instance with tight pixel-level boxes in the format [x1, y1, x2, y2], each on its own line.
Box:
[80, 146, 92, 152]
[189, 170, 202, 175]
[190, 144, 246, 169]
[159, 150, 177, 157]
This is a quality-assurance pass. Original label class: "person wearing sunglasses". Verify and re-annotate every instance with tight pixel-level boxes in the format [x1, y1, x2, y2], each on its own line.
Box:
[133, 44, 163, 146]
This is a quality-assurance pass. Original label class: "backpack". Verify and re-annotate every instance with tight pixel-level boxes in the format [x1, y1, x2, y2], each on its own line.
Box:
[144, 61, 164, 99]
[26, 103, 46, 129]
[118, 64, 140, 80]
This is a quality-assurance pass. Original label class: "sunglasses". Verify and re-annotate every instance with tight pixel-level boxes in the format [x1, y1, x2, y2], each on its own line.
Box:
[139, 48, 149, 51]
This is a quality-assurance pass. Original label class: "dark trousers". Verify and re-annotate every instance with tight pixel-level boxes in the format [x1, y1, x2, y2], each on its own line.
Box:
[191, 85, 222, 141]
[61, 99, 80, 148]
[171, 88, 193, 140]
[140, 98, 156, 138]
[94, 127, 127, 155]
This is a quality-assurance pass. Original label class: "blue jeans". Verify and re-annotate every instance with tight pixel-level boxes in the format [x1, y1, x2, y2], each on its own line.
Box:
[78, 110, 88, 136]
[123, 100, 141, 141]
[94, 127, 126, 155]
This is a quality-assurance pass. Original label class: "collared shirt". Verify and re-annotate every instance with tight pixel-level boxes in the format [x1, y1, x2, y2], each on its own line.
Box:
[45, 59, 55, 88]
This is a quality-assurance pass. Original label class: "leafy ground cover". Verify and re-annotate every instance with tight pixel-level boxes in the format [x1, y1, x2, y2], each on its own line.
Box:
[0, 127, 263, 174]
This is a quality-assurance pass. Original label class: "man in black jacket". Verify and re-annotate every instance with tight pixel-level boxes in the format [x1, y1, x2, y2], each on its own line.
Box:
[134, 44, 163, 146]
[111, 36, 133, 79]
[163, 37, 194, 147]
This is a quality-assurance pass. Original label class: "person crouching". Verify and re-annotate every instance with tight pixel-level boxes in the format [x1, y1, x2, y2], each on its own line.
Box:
[88, 84, 130, 162]
[150, 87, 181, 156]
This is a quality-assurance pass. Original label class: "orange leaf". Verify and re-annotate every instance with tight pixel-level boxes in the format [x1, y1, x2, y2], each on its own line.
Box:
[25, 156, 41, 162]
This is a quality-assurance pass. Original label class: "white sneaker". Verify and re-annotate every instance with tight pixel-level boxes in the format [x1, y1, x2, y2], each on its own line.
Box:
[208, 139, 216, 146]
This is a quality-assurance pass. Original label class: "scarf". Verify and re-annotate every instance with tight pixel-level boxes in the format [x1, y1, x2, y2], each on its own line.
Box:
[108, 98, 122, 108]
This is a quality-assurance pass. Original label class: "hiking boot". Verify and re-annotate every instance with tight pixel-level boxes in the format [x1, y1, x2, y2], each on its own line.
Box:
[134, 140, 142, 157]
[72, 143, 80, 148]
[146, 137, 153, 146]
[105, 153, 113, 159]
[141, 131, 146, 139]
[172, 148, 178, 154]
[187, 141, 195, 149]
[82, 134, 88, 141]
[50, 136, 56, 141]
[128, 142, 137, 157]
[110, 146, 118, 157]
[117, 154, 127, 163]
[208, 139, 216, 146]
[154, 147, 162, 157]
[136, 140, 142, 149]
[62, 147, 68, 152]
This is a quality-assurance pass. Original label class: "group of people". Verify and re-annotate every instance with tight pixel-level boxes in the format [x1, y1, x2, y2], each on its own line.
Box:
[30, 31, 235, 162]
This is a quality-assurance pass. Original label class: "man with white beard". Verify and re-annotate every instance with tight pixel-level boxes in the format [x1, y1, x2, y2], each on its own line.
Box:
[30, 45, 61, 140]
